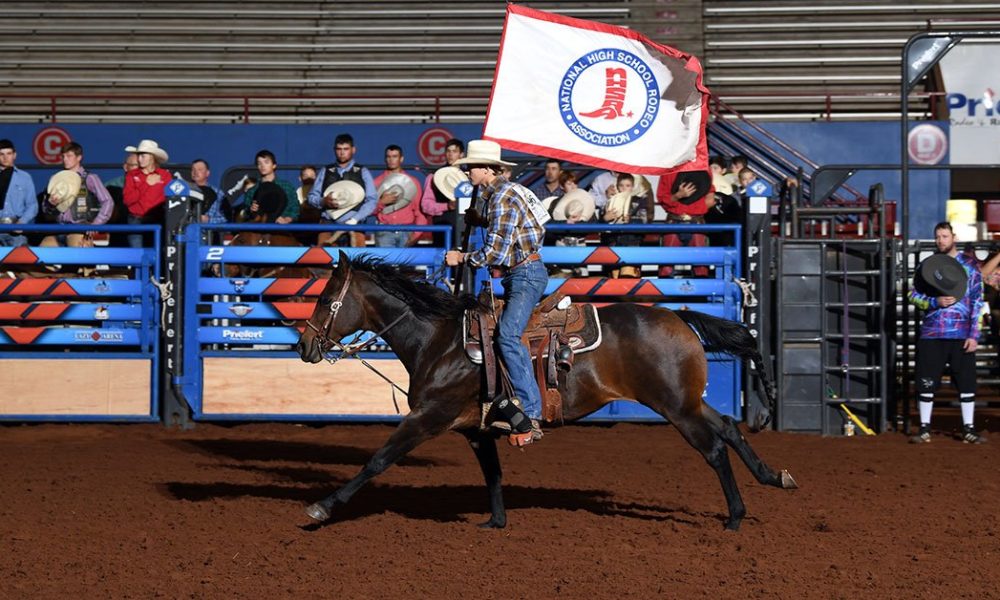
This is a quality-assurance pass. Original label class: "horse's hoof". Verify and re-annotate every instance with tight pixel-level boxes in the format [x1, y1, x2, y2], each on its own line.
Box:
[781, 470, 799, 489]
[724, 518, 742, 531]
[305, 503, 330, 522]
[477, 518, 506, 529]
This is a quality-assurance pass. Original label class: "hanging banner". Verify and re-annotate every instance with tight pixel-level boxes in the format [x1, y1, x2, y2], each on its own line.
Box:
[483, 4, 710, 175]
[940, 42, 1000, 165]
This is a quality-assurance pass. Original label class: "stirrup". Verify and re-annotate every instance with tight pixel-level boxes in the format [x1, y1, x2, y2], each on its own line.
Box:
[507, 420, 543, 447]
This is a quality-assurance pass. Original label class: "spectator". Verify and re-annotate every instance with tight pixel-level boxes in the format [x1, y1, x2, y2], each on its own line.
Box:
[603, 173, 653, 278]
[588, 169, 619, 211]
[738, 167, 758, 198]
[0, 139, 38, 247]
[372, 144, 426, 248]
[909, 222, 986, 444]
[122, 139, 171, 248]
[296, 165, 323, 224]
[308, 133, 377, 246]
[655, 169, 712, 277]
[103, 153, 139, 191]
[233, 150, 298, 224]
[190, 159, 227, 224]
[709, 155, 734, 196]
[546, 188, 595, 278]
[726, 154, 748, 189]
[530, 159, 565, 201]
[40, 142, 114, 247]
[421, 138, 465, 247]
[559, 171, 580, 194]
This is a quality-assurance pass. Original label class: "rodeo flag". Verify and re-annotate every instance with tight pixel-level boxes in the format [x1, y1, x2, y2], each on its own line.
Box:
[484, 4, 710, 175]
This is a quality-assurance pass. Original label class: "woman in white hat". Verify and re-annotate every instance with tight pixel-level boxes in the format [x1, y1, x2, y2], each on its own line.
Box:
[444, 140, 548, 447]
[122, 139, 171, 247]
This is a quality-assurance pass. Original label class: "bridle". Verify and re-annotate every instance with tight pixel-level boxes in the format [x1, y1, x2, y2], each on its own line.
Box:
[303, 265, 409, 410]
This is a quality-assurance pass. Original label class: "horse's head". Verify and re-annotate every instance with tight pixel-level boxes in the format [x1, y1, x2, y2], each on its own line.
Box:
[296, 250, 367, 363]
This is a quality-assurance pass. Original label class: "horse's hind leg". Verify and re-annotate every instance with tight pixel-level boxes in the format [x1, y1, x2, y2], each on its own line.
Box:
[463, 430, 506, 529]
[711, 410, 797, 490]
[668, 409, 747, 531]
[305, 409, 451, 522]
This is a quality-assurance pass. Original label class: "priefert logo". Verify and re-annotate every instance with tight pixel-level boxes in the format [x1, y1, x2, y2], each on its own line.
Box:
[222, 329, 265, 340]
[947, 92, 1000, 117]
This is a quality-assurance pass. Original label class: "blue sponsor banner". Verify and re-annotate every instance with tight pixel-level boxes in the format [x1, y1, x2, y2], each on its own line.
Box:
[201, 245, 443, 265]
[0, 327, 142, 346]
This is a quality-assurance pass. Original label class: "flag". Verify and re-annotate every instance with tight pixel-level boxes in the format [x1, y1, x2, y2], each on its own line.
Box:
[483, 4, 710, 175]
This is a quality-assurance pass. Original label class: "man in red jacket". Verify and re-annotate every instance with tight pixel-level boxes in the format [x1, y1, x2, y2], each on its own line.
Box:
[122, 139, 171, 248]
[656, 169, 712, 277]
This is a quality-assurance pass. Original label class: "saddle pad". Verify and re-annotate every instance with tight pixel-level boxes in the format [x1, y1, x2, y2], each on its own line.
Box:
[464, 303, 603, 365]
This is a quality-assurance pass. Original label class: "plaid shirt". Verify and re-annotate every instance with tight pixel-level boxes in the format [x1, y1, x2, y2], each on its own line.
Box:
[909, 251, 983, 340]
[466, 176, 545, 268]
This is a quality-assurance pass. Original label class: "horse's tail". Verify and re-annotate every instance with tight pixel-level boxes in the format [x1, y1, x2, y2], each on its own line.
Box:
[674, 310, 775, 431]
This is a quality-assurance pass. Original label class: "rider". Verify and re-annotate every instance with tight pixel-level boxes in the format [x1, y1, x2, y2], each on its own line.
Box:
[445, 140, 549, 447]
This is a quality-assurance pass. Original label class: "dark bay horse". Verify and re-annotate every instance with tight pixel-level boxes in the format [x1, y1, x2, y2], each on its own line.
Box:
[296, 253, 797, 531]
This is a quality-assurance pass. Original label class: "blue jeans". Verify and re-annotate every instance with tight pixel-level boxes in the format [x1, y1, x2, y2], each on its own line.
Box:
[0, 232, 27, 247]
[127, 214, 144, 248]
[374, 230, 410, 248]
[497, 259, 548, 420]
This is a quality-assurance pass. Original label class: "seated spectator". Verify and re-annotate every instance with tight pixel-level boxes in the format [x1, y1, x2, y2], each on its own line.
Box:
[40, 142, 114, 247]
[0, 139, 38, 247]
[530, 159, 565, 201]
[373, 144, 426, 248]
[190, 159, 227, 224]
[296, 165, 323, 224]
[588, 169, 619, 211]
[709, 155, 734, 196]
[603, 173, 653, 278]
[233, 150, 298, 224]
[123, 139, 171, 248]
[738, 167, 758, 198]
[726, 154, 748, 189]
[308, 133, 376, 246]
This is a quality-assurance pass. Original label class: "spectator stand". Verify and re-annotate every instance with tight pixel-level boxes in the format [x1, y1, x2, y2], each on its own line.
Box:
[178, 222, 452, 421]
[486, 222, 745, 421]
[0, 224, 161, 421]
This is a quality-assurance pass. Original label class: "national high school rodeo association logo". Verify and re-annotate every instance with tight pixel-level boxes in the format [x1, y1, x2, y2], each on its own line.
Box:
[559, 48, 661, 147]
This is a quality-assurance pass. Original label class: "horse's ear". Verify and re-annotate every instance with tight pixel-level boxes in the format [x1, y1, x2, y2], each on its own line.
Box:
[336, 250, 350, 275]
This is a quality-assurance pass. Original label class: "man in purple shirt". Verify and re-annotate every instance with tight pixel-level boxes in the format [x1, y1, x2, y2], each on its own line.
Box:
[908, 221, 985, 444]
[41, 141, 114, 248]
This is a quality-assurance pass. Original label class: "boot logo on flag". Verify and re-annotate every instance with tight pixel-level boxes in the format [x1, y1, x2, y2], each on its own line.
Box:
[579, 67, 630, 120]
[558, 48, 660, 148]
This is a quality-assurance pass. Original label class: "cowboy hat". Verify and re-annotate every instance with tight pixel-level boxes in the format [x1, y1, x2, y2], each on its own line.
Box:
[251, 181, 288, 221]
[432, 166, 470, 202]
[552, 189, 596, 222]
[46, 170, 82, 213]
[670, 170, 711, 205]
[633, 174, 653, 198]
[604, 190, 634, 223]
[322, 180, 366, 221]
[376, 173, 418, 211]
[542, 195, 559, 212]
[452, 139, 516, 167]
[124, 139, 169, 163]
[915, 254, 968, 299]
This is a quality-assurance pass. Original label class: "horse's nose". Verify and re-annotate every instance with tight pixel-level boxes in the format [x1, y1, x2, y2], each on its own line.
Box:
[295, 339, 307, 359]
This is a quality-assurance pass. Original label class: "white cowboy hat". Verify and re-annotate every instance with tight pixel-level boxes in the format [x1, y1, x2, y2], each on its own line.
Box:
[604, 190, 633, 223]
[322, 180, 366, 221]
[376, 173, 419, 211]
[46, 170, 82, 213]
[552, 189, 596, 222]
[124, 139, 169, 163]
[432, 166, 470, 202]
[452, 139, 516, 167]
[542, 195, 559, 212]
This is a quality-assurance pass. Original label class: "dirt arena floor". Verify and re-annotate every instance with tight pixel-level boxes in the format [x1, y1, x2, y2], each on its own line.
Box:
[2, 414, 999, 599]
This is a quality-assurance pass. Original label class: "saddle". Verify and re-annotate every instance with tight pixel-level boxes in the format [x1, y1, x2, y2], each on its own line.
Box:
[464, 289, 602, 425]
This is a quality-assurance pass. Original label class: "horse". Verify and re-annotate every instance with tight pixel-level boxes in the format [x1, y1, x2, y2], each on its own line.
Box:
[224, 228, 315, 279]
[296, 252, 797, 531]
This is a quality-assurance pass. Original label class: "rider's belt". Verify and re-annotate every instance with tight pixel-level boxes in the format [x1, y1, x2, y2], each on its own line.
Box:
[491, 252, 541, 277]
[666, 213, 705, 223]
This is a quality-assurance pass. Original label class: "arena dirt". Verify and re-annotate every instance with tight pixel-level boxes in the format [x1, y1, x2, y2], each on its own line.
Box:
[1, 419, 998, 599]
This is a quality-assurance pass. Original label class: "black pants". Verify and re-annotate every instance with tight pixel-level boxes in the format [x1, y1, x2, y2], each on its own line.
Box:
[914, 338, 976, 394]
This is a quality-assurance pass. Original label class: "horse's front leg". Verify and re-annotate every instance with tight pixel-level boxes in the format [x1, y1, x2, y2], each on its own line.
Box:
[305, 408, 452, 522]
[464, 430, 506, 529]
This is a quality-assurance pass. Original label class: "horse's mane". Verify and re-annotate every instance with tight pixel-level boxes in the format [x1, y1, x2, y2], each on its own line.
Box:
[348, 254, 482, 320]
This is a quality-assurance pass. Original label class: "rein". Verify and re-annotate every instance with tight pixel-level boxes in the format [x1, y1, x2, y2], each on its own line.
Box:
[304, 266, 410, 413]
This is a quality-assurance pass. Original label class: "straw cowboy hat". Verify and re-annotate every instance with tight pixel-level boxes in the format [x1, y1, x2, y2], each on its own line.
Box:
[124, 139, 169, 163]
[432, 166, 470, 202]
[376, 173, 419, 212]
[604, 189, 634, 223]
[552, 189, 596, 222]
[915, 253, 968, 299]
[46, 169, 82, 213]
[322, 180, 366, 221]
[452, 139, 516, 167]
